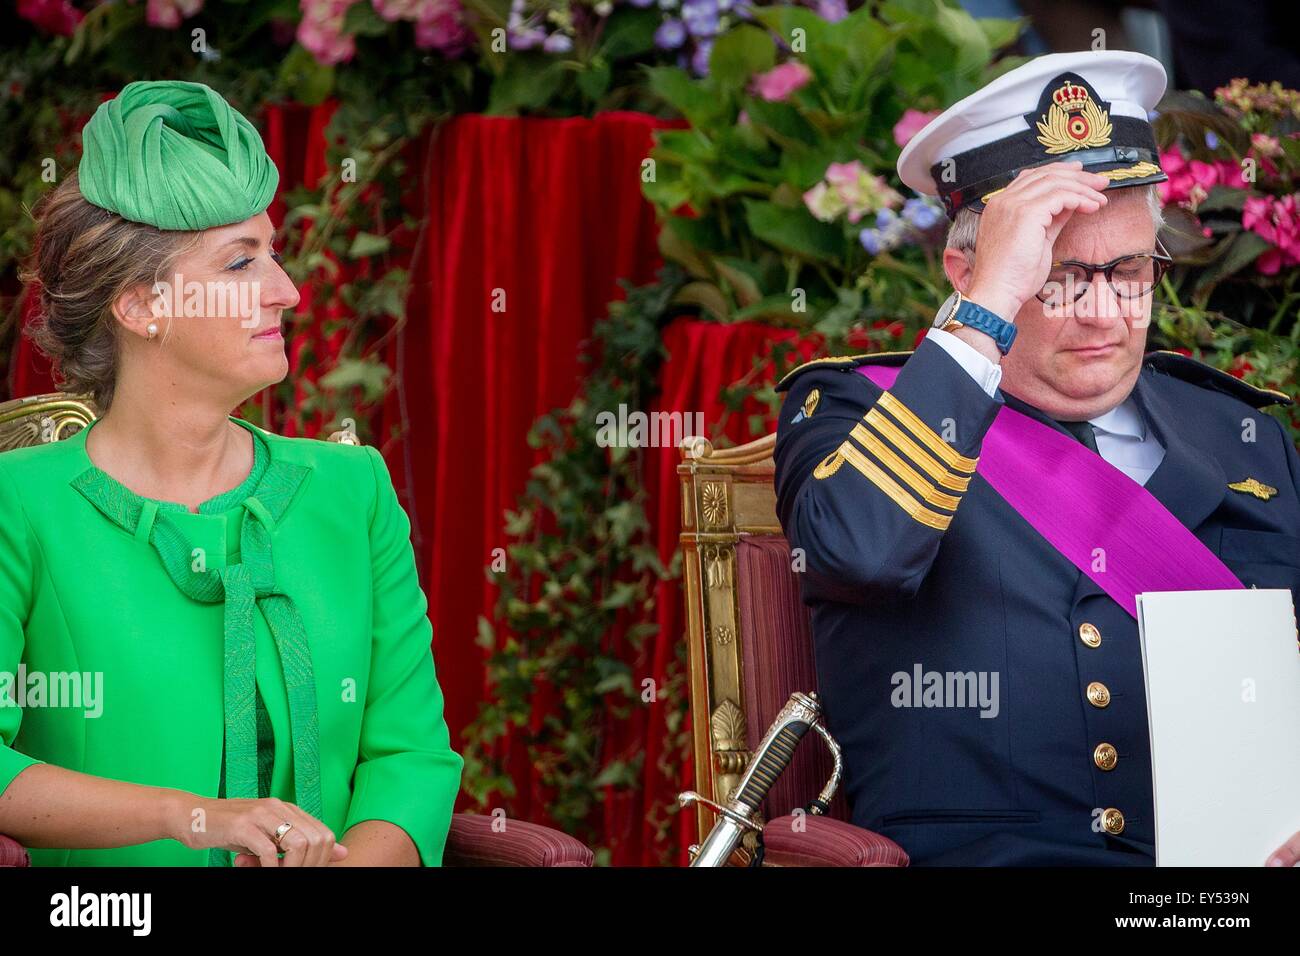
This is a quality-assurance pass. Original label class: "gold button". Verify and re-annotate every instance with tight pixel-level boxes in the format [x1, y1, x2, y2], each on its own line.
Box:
[1101, 807, 1125, 834]
[1094, 742, 1118, 771]
[1086, 682, 1111, 708]
[1079, 622, 1101, 648]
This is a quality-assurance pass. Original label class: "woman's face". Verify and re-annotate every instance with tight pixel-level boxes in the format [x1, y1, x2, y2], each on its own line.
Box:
[144, 211, 300, 405]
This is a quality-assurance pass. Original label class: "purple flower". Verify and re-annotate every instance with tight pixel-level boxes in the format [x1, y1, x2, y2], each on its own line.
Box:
[859, 229, 884, 255]
[510, 26, 546, 49]
[816, 0, 847, 21]
[1205, 130, 1219, 150]
[691, 38, 714, 76]
[902, 197, 942, 230]
[875, 208, 897, 230]
[655, 18, 687, 50]
[682, 0, 720, 37]
[543, 31, 573, 53]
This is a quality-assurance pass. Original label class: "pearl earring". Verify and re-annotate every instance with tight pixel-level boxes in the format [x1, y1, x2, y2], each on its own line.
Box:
[146, 322, 158, 340]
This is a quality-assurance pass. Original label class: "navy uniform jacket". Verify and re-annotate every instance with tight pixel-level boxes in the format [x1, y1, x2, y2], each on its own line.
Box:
[774, 336, 1299, 866]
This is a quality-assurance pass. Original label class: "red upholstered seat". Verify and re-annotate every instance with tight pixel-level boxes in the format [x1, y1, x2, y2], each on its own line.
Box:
[736, 536, 851, 824]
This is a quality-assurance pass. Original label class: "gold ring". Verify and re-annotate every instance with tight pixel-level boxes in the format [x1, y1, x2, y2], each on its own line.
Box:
[272, 821, 294, 848]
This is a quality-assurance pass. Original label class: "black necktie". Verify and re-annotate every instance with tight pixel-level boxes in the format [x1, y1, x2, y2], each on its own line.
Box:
[1057, 418, 1099, 454]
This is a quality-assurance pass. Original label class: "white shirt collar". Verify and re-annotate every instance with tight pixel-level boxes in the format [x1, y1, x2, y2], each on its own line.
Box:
[1088, 395, 1146, 440]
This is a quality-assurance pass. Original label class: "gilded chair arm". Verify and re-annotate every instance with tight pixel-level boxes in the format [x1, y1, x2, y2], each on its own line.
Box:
[760, 814, 909, 867]
[0, 833, 30, 867]
[444, 812, 593, 867]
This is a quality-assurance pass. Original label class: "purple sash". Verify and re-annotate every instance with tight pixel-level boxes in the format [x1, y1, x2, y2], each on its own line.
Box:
[856, 364, 1242, 618]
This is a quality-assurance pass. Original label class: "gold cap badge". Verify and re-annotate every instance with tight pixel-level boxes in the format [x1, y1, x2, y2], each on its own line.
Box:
[1228, 478, 1278, 501]
[1036, 79, 1113, 153]
[802, 388, 821, 419]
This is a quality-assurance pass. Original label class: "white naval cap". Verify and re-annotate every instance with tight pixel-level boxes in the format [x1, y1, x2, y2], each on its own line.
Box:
[897, 50, 1169, 219]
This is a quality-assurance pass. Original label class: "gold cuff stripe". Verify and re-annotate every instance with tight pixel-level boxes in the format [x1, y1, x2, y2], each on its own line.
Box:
[864, 409, 970, 492]
[877, 392, 977, 474]
[815, 439, 951, 530]
[850, 424, 961, 511]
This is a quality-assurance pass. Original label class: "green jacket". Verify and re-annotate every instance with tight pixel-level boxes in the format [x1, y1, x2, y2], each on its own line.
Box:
[0, 416, 463, 866]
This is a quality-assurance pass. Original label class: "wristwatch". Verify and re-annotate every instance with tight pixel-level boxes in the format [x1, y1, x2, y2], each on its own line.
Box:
[933, 290, 1017, 355]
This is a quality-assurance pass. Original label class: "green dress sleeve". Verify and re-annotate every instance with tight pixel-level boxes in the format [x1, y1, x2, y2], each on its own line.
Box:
[0, 462, 45, 795]
[341, 445, 464, 865]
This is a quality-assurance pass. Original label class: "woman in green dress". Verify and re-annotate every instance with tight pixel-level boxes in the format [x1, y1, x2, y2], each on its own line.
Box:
[0, 80, 463, 866]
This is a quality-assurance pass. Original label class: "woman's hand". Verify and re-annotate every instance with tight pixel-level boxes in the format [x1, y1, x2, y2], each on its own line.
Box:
[169, 793, 348, 867]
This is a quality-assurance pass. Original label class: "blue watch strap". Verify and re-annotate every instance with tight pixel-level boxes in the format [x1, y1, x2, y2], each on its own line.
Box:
[955, 297, 1017, 355]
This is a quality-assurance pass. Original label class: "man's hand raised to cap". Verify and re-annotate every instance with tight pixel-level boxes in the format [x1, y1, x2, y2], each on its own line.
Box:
[963, 161, 1111, 323]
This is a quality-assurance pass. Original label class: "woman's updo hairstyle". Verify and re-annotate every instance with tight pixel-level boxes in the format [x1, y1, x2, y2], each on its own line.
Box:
[20, 169, 200, 412]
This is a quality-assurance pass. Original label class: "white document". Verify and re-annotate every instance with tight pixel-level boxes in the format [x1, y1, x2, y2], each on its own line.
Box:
[1136, 588, 1300, 866]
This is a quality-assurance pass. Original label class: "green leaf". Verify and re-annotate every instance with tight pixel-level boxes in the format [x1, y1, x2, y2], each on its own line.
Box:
[933, 3, 992, 79]
[1193, 230, 1272, 300]
[656, 222, 714, 279]
[714, 257, 764, 307]
[577, 59, 612, 102]
[598, 8, 661, 60]
[1196, 185, 1248, 215]
[743, 198, 843, 263]
[975, 16, 1025, 52]
[317, 357, 392, 401]
[645, 66, 728, 127]
[743, 99, 820, 150]
[748, 6, 830, 61]
[708, 24, 777, 90]
[347, 232, 391, 258]
[487, 58, 567, 115]
[280, 45, 336, 106]
[665, 214, 727, 254]
[342, 2, 390, 36]
[672, 281, 731, 321]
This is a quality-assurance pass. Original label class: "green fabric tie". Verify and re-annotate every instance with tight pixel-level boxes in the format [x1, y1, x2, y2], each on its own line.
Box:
[78, 79, 279, 231]
[70, 430, 319, 866]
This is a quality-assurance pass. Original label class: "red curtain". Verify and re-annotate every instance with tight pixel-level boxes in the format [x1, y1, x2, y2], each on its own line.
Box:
[401, 113, 676, 831]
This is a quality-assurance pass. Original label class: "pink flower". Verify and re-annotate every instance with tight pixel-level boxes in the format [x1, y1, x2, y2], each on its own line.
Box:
[298, 0, 358, 65]
[803, 181, 844, 223]
[371, 0, 471, 56]
[412, 0, 471, 56]
[1158, 146, 1245, 209]
[1251, 133, 1283, 158]
[1243, 193, 1300, 275]
[750, 62, 812, 103]
[147, 0, 204, 29]
[806, 160, 902, 224]
[373, 0, 421, 17]
[893, 108, 939, 148]
[16, 0, 83, 35]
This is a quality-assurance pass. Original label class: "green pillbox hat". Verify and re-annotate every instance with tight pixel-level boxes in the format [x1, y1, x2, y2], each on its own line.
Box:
[78, 79, 279, 231]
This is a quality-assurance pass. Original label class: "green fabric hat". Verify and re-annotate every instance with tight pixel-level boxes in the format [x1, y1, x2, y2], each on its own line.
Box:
[78, 79, 279, 231]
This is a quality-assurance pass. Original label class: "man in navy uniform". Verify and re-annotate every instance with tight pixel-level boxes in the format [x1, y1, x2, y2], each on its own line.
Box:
[775, 50, 1300, 866]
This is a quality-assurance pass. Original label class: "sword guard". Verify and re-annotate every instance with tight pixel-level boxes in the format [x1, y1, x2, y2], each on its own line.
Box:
[677, 791, 763, 832]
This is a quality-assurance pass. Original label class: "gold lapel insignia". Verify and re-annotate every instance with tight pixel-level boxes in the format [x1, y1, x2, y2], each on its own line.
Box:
[1228, 478, 1278, 501]
[1037, 80, 1113, 154]
[803, 388, 821, 419]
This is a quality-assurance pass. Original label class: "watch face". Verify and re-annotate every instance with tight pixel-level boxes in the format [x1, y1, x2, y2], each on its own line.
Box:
[934, 290, 960, 329]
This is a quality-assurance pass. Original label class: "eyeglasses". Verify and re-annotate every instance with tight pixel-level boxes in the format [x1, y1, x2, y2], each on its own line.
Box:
[1035, 237, 1173, 306]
